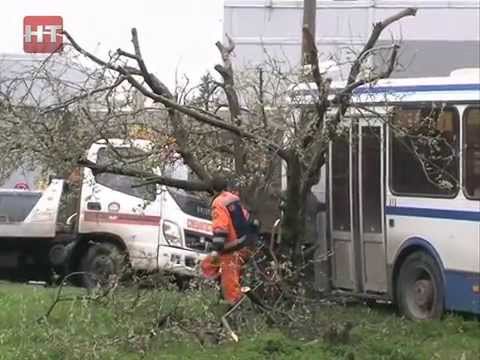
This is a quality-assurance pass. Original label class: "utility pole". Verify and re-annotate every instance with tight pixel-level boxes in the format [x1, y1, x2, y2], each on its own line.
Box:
[301, 0, 317, 67]
[301, 0, 330, 293]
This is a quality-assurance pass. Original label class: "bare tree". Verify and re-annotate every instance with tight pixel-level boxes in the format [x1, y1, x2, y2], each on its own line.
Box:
[0, 8, 418, 264]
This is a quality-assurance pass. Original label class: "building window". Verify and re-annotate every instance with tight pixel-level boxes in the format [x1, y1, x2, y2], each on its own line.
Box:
[95, 147, 156, 201]
[390, 106, 459, 197]
[464, 106, 480, 199]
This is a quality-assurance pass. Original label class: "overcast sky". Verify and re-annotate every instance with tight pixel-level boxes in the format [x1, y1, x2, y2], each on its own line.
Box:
[1, 0, 224, 87]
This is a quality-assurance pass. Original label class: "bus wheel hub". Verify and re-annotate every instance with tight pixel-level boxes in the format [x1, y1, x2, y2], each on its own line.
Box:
[414, 279, 433, 308]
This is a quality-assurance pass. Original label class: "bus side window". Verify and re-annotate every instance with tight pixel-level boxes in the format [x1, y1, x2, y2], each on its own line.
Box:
[464, 107, 480, 199]
[390, 106, 460, 197]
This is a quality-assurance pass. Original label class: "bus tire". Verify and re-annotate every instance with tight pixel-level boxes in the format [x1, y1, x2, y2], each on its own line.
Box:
[79, 242, 126, 289]
[396, 251, 444, 320]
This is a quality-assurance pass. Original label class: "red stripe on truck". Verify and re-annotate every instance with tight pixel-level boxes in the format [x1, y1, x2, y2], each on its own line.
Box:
[84, 211, 161, 226]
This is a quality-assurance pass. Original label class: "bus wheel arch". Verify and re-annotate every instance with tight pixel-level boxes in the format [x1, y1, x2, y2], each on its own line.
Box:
[393, 241, 445, 320]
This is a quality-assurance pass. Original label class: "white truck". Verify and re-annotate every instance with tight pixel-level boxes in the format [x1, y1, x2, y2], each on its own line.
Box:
[0, 139, 213, 287]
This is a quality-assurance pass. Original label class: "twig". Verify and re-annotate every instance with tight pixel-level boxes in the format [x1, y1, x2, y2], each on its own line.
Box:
[221, 296, 247, 342]
[41, 76, 126, 114]
[37, 271, 118, 323]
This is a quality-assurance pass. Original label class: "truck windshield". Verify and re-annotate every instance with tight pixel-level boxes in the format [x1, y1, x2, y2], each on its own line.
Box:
[95, 147, 157, 201]
[162, 160, 211, 221]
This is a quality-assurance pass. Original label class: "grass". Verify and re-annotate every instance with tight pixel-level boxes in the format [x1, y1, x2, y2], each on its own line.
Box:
[0, 281, 478, 360]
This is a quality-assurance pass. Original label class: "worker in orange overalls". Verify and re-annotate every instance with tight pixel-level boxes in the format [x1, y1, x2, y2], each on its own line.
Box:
[201, 177, 258, 305]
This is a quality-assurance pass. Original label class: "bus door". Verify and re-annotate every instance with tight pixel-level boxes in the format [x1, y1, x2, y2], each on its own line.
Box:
[329, 125, 358, 290]
[358, 119, 387, 292]
[329, 118, 387, 293]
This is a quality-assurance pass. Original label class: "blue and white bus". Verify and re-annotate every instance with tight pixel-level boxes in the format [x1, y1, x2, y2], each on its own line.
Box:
[323, 68, 479, 319]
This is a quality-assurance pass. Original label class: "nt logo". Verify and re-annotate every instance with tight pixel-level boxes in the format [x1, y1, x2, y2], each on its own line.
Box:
[23, 16, 63, 53]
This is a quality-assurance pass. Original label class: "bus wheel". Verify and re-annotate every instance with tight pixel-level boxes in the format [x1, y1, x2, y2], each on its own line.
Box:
[396, 251, 444, 320]
[80, 242, 126, 289]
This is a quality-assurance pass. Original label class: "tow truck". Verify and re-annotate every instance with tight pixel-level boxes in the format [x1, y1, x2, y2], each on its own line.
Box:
[0, 139, 213, 286]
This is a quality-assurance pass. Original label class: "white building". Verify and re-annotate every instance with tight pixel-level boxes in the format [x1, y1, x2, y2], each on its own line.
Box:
[224, 0, 480, 78]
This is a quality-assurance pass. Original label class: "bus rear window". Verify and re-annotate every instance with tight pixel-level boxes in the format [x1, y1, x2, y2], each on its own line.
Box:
[390, 106, 459, 197]
[464, 107, 480, 199]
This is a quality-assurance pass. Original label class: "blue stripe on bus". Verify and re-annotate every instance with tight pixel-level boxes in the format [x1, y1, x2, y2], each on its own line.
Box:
[385, 206, 480, 221]
[353, 83, 480, 94]
[445, 270, 480, 314]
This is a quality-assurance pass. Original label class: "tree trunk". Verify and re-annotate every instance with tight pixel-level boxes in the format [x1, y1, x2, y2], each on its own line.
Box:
[281, 154, 308, 264]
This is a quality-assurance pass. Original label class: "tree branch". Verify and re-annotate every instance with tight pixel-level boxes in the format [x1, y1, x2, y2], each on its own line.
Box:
[126, 74, 288, 159]
[130, 28, 172, 97]
[300, 28, 330, 149]
[116, 48, 138, 61]
[127, 29, 211, 180]
[328, 8, 416, 133]
[301, 27, 322, 98]
[333, 44, 400, 100]
[345, 7, 416, 88]
[304, 8, 415, 189]
[257, 66, 268, 128]
[215, 34, 247, 173]
[40, 76, 127, 114]
[63, 30, 121, 73]
[65, 29, 211, 181]
[79, 159, 212, 192]
[64, 29, 288, 163]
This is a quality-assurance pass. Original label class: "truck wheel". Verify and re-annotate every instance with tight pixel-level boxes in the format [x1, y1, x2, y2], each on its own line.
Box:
[80, 243, 126, 289]
[396, 251, 444, 320]
[174, 275, 191, 291]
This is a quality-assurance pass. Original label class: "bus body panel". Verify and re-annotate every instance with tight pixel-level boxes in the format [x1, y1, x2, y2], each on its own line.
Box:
[386, 196, 479, 273]
[386, 202, 480, 314]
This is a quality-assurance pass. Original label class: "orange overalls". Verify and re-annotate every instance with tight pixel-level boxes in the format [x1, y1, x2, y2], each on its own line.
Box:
[200, 191, 252, 304]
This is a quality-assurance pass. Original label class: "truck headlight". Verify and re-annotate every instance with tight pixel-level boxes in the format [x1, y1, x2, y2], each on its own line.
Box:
[162, 220, 183, 247]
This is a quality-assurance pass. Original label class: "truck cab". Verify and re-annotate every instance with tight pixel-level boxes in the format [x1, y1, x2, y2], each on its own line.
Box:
[74, 139, 212, 287]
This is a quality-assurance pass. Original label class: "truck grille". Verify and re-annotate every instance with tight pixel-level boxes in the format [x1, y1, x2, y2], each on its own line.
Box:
[184, 230, 210, 253]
